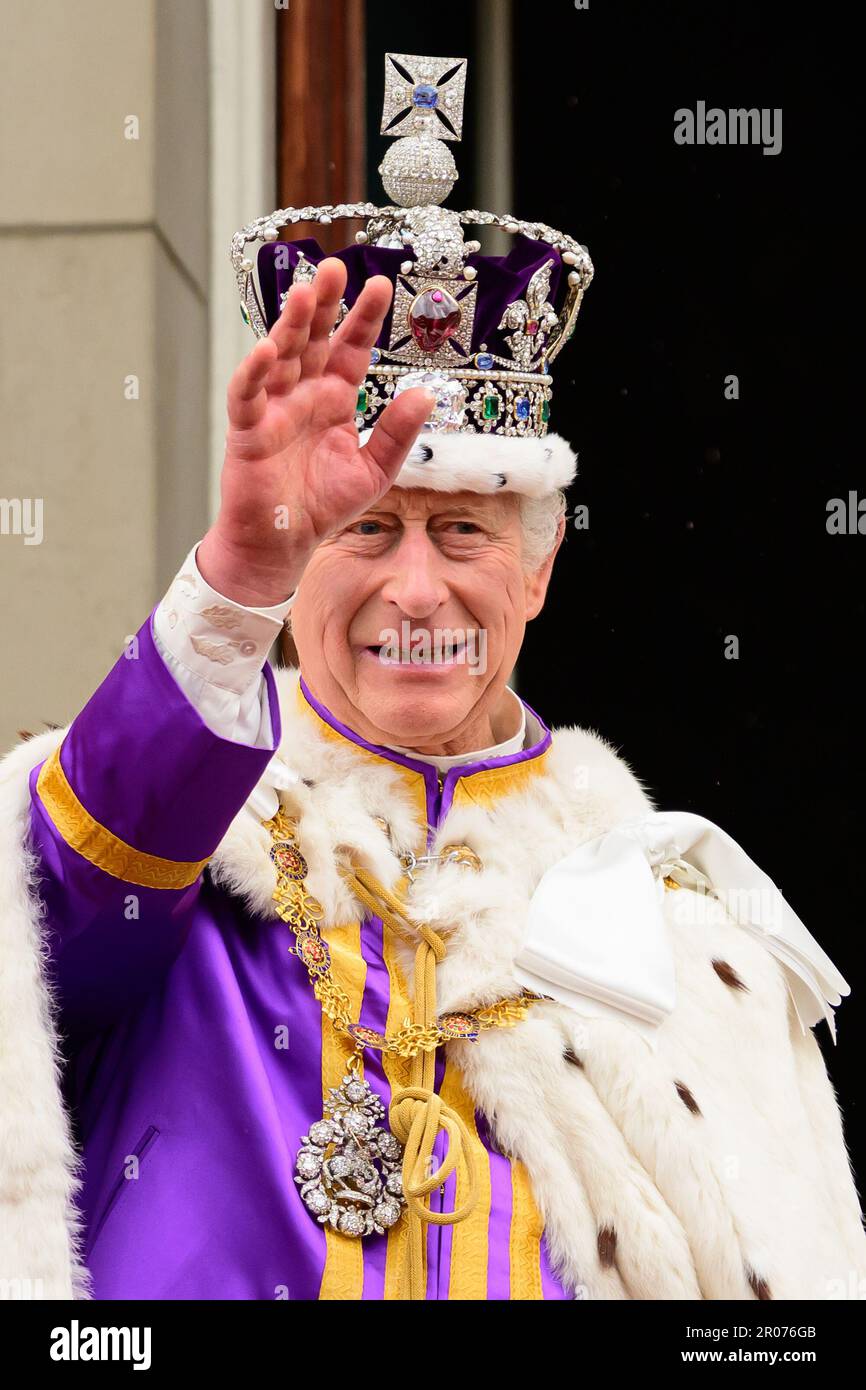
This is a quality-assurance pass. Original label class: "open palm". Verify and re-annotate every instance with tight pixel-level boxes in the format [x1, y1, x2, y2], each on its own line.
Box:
[199, 258, 434, 604]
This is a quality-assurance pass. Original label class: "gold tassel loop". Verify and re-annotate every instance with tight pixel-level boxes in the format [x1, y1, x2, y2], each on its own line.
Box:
[340, 862, 481, 1299]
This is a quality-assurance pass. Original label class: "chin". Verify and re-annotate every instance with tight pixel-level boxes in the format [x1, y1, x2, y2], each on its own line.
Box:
[354, 659, 477, 745]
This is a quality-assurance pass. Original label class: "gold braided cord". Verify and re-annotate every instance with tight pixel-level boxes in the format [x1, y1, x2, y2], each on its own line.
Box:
[340, 865, 480, 1299]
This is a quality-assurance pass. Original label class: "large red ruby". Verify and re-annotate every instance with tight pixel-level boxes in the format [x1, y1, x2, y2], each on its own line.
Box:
[408, 287, 461, 352]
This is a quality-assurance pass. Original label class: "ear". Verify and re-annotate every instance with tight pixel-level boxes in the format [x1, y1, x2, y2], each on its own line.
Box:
[524, 513, 566, 620]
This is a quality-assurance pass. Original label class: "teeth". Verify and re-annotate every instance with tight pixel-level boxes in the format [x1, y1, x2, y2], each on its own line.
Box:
[368, 640, 467, 662]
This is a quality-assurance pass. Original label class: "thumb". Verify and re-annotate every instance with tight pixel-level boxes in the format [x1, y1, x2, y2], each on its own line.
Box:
[360, 387, 435, 482]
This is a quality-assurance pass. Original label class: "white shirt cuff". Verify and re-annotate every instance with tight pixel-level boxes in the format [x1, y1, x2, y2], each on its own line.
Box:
[152, 543, 296, 747]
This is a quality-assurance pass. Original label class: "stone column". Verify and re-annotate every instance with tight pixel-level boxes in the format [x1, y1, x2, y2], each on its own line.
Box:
[0, 0, 210, 749]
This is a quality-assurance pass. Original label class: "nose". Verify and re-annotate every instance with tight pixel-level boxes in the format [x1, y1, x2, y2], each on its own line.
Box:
[378, 527, 450, 618]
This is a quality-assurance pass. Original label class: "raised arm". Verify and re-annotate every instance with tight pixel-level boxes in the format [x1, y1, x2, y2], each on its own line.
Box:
[28, 259, 434, 1039]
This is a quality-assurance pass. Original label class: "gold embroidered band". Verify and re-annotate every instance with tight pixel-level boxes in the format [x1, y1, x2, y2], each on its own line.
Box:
[36, 746, 209, 890]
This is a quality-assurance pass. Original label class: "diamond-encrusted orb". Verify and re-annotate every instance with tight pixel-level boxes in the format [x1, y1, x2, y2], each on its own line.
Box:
[394, 370, 466, 431]
[328, 1154, 351, 1179]
[407, 286, 461, 353]
[379, 134, 458, 206]
[308, 1120, 335, 1147]
[345, 1079, 367, 1104]
[386, 1172, 404, 1196]
[306, 1188, 329, 1214]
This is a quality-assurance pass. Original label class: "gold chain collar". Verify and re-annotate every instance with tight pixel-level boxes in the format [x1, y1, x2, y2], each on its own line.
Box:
[263, 808, 534, 1059]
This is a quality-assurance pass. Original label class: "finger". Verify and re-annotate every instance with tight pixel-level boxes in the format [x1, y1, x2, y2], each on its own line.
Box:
[360, 387, 436, 483]
[298, 258, 349, 381]
[268, 280, 317, 367]
[325, 275, 394, 387]
[265, 284, 317, 398]
[227, 337, 279, 429]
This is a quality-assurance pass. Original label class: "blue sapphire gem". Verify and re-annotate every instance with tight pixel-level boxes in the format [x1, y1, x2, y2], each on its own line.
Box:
[370, 347, 381, 365]
[475, 352, 494, 370]
[515, 396, 531, 420]
[412, 83, 438, 108]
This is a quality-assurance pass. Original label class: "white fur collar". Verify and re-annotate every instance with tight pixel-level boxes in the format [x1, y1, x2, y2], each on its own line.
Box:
[209, 667, 654, 1012]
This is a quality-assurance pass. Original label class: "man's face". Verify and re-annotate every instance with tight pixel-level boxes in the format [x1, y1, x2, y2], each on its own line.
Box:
[290, 487, 561, 752]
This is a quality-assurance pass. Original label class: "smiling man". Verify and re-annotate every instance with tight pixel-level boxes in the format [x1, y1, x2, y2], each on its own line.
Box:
[1, 52, 864, 1304]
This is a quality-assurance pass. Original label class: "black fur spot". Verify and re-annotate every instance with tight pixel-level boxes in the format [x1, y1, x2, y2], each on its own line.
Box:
[674, 1080, 702, 1116]
[746, 1265, 773, 1300]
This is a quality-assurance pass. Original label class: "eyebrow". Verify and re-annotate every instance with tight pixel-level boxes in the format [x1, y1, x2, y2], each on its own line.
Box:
[362, 502, 504, 521]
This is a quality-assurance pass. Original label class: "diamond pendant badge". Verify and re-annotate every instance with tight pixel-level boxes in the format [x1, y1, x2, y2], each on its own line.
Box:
[295, 1073, 405, 1237]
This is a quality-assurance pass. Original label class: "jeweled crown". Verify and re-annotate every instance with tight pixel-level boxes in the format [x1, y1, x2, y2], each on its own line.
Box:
[231, 53, 593, 442]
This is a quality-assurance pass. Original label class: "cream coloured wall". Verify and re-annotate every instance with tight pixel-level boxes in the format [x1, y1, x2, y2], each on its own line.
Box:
[0, 0, 212, 749]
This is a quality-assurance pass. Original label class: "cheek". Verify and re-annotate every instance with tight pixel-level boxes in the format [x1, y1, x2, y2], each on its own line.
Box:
[293, 561, 360, 651]
[465, 556, 527, 627]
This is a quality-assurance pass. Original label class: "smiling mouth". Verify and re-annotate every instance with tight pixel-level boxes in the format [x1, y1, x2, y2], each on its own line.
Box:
[363, 641, 467, 664]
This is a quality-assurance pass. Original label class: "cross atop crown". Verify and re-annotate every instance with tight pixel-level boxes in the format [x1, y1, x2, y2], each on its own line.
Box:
[380, 53, 468, 142]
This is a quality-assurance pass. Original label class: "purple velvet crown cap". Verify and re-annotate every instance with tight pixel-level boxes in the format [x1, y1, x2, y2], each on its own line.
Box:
[256, 233, 565, 364]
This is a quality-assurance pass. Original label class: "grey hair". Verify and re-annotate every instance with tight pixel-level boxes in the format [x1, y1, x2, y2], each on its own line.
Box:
[518, 489, 567, 571]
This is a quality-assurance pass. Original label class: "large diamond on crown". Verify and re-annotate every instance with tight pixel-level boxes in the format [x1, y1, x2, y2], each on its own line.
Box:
[394, 371, 466, 431]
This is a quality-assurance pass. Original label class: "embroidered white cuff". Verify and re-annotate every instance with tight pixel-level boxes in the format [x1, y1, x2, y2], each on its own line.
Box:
[152, 544, 296, 747]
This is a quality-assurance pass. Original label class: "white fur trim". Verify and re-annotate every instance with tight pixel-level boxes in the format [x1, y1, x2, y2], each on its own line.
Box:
[0, 728, 91, 1299]
[359, 427, 577, 496]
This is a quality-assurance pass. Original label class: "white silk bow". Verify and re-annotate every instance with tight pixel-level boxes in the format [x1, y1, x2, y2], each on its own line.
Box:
[512, 811, 850, 1047]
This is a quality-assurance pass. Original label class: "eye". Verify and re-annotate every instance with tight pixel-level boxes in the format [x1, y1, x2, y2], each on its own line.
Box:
[352, 520, 383, 535]
[448, 521, 480, 534]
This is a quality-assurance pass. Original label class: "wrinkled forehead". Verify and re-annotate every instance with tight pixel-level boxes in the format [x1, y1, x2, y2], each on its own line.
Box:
[363, 486, 520, 523]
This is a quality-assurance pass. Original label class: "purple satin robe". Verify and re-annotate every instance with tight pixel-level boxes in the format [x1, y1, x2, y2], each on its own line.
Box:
[28, 612, 572, 1300]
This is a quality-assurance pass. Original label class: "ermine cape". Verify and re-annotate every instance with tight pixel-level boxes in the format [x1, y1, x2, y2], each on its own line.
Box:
[0, 657, 863, 1300]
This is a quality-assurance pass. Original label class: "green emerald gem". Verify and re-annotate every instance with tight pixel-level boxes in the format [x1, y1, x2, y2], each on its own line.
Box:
[482, 393, 501, 420]
[240, 303, 250, 326]
[356, 387, 368, 414]
[541, 399, 551, 421]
